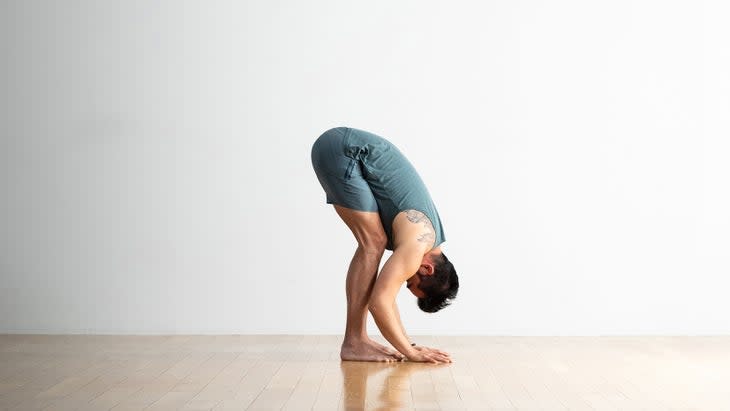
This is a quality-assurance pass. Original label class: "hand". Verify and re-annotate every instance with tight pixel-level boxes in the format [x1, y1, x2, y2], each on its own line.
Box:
[406, 346, 452, 364]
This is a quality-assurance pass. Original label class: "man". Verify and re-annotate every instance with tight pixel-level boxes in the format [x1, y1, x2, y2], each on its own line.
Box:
[311, 126, 459, 364]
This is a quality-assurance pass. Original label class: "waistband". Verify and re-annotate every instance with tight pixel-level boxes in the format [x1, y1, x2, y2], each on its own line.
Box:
[342, 127, 354, 148]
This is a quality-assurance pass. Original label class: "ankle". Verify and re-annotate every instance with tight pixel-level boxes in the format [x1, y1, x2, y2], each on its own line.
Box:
[342, 335, 369, 346]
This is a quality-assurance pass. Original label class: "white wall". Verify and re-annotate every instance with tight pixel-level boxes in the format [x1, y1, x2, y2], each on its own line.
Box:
[1, 0, 728, 335]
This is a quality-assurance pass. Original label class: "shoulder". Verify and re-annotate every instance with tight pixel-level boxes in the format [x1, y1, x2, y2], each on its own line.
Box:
[391, 209, 436, 252]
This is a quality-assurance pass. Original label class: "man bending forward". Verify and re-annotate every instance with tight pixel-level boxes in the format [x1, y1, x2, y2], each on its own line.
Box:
[311, 126, 459, 364]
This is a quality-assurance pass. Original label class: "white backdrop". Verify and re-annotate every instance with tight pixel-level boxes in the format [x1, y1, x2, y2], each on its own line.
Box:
[1, 0, 728, 335]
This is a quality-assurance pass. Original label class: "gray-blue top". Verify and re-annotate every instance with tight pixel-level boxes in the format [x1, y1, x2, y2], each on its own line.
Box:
[342, 127, 445, 251]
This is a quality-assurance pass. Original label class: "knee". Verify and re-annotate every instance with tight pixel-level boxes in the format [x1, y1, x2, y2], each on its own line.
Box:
[358, 234, 387, 255]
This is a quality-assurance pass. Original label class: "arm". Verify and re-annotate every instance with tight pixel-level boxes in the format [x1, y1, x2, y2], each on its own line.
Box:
[368, 246, 419, 358]
[368, 245, 450, 363]
[392, 300, 412, 346]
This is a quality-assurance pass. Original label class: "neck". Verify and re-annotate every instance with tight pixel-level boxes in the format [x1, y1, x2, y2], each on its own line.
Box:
[427, 246, 442, 258]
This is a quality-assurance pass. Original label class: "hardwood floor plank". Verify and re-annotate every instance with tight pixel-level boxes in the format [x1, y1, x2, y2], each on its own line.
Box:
[1, 335, 730, 410]
[213, 360, 282, 410]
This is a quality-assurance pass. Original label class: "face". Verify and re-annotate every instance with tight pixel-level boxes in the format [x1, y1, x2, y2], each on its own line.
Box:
[405, 254, 436, 298]
[406, 274, 426, 298]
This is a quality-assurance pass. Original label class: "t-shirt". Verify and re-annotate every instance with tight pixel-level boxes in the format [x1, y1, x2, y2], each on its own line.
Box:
[343, 127, 446, 251]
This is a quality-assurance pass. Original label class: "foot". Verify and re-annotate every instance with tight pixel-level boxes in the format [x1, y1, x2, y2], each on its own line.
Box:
[366, 339, 406, 361]
[341, 341, 403, 362]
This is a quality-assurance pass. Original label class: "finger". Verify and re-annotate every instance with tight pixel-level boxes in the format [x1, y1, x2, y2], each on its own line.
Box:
[427, 347, 449, 357]
[434, 354, 451, 363]
[427, 354, 446, 364]
[430, 349, 450, 359]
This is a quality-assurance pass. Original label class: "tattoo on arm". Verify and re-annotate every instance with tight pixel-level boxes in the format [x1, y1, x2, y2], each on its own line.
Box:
[405, 210, 435, 244]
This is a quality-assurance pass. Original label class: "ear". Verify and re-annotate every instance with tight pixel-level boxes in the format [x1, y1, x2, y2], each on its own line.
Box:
[418, 263, 435, 276]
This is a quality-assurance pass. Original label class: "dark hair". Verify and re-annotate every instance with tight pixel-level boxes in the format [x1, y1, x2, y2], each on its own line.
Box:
[417, 252, 459, 313]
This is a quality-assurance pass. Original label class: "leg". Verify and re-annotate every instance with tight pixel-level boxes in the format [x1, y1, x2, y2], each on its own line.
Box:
[311, 137, 402, 361]
[333, 205, 403, 362]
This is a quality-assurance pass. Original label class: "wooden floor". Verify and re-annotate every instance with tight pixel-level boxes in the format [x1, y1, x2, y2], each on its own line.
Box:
[1, 335, 729, 410]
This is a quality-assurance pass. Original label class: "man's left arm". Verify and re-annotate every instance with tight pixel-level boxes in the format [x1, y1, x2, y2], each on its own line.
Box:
[368, 245, 422, 359]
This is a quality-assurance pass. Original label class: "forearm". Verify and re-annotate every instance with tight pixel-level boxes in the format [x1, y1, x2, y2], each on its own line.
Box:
[369, 299, 415, 358]
[393, 301, 412, 346]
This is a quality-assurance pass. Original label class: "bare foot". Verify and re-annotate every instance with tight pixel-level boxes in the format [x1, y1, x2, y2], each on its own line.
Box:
[341, 341, 402, 362]
[366, 339, 405, 361]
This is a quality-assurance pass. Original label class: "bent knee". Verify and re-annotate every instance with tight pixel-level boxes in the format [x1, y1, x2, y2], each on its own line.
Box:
[358, 235, 387, 254]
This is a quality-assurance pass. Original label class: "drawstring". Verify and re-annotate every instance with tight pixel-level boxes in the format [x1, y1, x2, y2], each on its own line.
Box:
[344, 147, 368, 179]
[351, 146, 368, 160]
[344, 160, 357, 179]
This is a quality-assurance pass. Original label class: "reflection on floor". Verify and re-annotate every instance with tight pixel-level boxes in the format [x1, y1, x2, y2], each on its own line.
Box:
[340, 361, 450, 410]
[1, 335, 729, 410]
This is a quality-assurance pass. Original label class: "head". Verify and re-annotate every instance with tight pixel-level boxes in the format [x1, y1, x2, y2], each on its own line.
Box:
[406, 251, 459, 313]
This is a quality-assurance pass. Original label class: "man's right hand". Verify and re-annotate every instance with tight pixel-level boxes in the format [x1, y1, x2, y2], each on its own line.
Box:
[406, 346, 452, 363]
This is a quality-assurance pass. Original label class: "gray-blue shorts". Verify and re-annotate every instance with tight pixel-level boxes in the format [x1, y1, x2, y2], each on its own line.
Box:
[311, 127, 378, 212]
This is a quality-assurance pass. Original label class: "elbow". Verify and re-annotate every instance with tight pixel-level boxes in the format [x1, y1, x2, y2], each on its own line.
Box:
[367, 302, 378, 315]
[367, 296, 388, 315]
